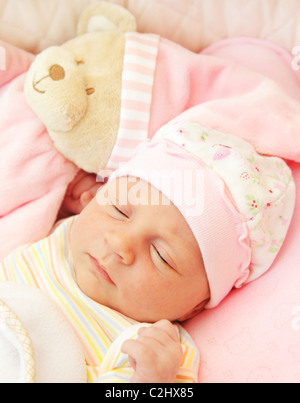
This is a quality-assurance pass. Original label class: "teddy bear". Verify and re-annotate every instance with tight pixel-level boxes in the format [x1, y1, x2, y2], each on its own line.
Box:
[29, 1, 252, 175]
[25, 1, 137, 174]
[0, 2, 138, 260]
[25, 0, 300, 178]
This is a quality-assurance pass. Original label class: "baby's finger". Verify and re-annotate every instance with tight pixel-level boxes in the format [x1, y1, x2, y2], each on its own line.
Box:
[152, 320, 180, 342]
[121, 338, 155, 366]
[137, 326, 148, 336]
[135, 326, 174, 349]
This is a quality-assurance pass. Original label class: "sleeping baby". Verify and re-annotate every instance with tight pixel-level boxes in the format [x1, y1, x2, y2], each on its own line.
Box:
[0, 121, 295, 383]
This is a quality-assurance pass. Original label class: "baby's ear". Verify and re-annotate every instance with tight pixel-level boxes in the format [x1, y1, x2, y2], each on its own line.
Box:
[177, 298, 210, 322]
[77, 1, 137, 35]
[80, 191, 95, 209]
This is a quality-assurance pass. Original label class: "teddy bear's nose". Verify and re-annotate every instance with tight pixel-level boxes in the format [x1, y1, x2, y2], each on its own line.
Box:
[49, 64, 65, 81]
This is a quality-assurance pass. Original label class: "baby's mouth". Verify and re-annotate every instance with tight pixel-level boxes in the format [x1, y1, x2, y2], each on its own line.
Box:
[88, 254, 115, 285]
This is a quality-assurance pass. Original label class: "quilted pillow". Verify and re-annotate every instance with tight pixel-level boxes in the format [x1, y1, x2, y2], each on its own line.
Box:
[0, 0, 300, 53]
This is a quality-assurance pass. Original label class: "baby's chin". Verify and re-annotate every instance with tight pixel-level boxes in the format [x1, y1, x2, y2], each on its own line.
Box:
[113, 305, 181, 323]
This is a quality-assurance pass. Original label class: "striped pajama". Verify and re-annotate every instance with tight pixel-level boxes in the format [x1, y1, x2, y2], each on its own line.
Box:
[0, 217, 200, 383]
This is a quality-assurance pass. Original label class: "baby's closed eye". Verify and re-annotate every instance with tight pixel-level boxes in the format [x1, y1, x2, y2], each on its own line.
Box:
[154, 246, 169, 266]
[114, 205, 129, 218]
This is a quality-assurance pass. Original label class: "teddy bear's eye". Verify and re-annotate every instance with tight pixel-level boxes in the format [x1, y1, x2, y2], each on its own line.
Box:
[86, 88, 95, 96]
[76, 60, 85, 65]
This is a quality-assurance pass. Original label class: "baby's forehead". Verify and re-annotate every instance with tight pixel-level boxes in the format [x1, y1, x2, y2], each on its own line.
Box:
[108, 176, 173, 207]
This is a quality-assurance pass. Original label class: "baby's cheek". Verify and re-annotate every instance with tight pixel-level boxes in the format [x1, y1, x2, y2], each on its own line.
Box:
[123, 277, 157, 306]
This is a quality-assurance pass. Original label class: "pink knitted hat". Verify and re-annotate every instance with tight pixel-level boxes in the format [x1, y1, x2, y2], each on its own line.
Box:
[108, 121, 296, 308]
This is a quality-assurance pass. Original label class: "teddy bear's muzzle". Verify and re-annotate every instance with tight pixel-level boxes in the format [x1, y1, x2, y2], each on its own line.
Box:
[33, 64, 95, 98]
[24, 43, 97, 132]
[26, 67, 90, 132]
[32, 64, 66, 94]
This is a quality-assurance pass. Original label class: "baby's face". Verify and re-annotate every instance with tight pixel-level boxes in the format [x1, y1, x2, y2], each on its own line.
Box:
[70, 177, 210, 322]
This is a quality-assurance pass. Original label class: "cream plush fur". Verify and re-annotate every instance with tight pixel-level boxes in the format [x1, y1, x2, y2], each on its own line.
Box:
[25, 2, 136, 173]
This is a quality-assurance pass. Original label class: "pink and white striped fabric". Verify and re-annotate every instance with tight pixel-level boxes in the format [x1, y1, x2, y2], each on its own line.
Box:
[106, 34, 300, 174]
[106, 33, 160, 171]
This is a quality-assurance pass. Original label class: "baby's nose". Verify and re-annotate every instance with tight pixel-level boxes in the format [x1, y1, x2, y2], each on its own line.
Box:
[104, 230, 135, 266]
[118, 248, 135, 266]
[49, 64, 65, 81]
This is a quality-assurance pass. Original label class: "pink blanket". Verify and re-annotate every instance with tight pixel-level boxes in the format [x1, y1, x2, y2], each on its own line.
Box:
[0, 41, 77, 260]
[150, 36, 300, 162]
[109, 34, 300, 171]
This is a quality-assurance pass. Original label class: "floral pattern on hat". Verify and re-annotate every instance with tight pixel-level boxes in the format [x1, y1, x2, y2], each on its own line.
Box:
[155, 120, 296, 284]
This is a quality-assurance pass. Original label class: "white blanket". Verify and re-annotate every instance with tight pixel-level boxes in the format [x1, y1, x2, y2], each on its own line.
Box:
[0, 283, 86, 383]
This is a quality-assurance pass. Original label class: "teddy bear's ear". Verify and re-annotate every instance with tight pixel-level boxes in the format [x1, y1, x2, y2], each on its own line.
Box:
[77, 1, 137, 36]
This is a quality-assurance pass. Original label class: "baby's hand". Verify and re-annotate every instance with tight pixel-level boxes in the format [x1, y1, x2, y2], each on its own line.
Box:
[122, 320, 183, 383]
[59, 170, 101, 218]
